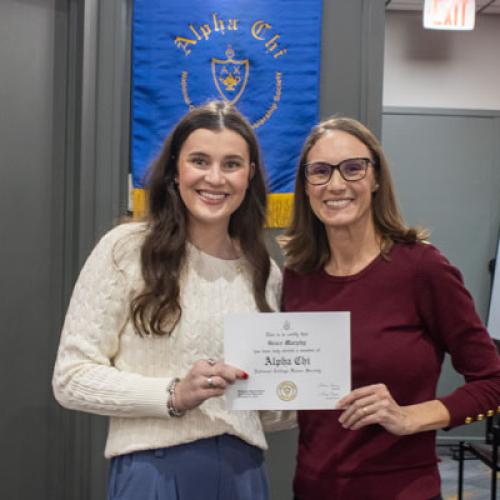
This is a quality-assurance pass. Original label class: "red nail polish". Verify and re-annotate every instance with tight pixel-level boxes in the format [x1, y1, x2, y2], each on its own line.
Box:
[241, 371, 249, 379]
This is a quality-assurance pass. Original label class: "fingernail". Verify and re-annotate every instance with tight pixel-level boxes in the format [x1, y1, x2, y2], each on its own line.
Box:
[241, 371, 249, 379]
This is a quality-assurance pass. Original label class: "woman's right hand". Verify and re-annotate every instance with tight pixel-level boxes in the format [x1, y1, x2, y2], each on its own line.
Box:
[174, 359, 248, 412]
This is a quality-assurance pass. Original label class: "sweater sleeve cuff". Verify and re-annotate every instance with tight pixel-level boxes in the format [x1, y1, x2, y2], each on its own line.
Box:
[438, 388, 488, 429]
[131, 377, 173, 419]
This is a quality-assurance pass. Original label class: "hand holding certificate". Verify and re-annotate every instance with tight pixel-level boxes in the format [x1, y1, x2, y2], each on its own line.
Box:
[224, 312, 351, 410]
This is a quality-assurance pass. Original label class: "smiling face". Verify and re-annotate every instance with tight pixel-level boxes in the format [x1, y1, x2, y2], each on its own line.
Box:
[176, 127, 254, 233]
[305, 130, 378, 234]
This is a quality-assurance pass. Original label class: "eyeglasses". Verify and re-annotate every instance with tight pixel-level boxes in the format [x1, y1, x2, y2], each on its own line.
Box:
[304, 157, 372, 185]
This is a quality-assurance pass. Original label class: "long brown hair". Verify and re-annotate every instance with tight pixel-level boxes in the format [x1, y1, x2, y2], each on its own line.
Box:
[131, 101, 272, 336]
[283, 116, 428, 273]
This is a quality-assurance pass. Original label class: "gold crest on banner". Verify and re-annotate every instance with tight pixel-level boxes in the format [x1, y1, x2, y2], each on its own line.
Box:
[211, 45, 249, 105]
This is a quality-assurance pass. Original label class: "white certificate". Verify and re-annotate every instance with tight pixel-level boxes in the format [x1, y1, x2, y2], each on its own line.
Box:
[224, 312, 351, 410]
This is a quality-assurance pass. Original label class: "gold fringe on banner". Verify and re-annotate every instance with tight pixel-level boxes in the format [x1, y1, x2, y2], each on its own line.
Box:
[132, 189, 294, 229]
[132, 188, 147, 219]
[265, 192, 294, 228]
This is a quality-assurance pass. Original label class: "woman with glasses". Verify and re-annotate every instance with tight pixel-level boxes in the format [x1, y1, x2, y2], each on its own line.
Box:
[53, 101, 293, 500]
[281, 116, 500, 499]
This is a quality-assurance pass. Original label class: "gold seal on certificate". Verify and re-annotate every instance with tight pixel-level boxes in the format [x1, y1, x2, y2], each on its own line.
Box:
[224, 312, 351, 410]
[277, 380, 298, 401]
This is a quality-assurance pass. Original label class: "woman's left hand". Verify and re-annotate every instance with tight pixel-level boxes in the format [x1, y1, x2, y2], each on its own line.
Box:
[336, 384, 415, 436]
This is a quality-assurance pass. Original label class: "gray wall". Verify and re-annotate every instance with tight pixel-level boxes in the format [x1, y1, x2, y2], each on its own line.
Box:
[0, 0, 67, 498]
[0, 1, 130, 499]
[382, 108, 500, 441]
[0, 0, 384, 498]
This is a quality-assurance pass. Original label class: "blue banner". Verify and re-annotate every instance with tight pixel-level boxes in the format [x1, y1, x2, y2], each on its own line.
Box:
[131, 0, 322, 225]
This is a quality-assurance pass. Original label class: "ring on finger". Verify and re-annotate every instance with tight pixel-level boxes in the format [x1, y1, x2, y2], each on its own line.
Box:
[207, 377, 214, 388]
[207, 358, 216, 366]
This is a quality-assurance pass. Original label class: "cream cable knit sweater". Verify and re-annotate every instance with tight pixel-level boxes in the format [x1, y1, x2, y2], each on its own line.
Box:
[53, 222, 294, 458]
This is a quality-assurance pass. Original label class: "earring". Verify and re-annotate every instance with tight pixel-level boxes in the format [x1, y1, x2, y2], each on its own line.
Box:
[373, 183, 380, 192]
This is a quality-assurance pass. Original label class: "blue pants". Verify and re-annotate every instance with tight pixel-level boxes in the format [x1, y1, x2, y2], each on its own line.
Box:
[108, 434, 269, 500]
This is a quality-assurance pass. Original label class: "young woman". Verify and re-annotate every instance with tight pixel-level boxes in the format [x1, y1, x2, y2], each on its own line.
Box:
[53, 101, 293, 500]
[282, 116, 500, 500]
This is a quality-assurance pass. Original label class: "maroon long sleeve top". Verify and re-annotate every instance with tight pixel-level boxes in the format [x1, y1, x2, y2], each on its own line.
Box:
[283, 242, 500, 500]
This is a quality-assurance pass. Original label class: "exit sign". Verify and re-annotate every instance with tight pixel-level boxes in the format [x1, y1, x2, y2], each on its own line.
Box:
[424, 0, 476, 30]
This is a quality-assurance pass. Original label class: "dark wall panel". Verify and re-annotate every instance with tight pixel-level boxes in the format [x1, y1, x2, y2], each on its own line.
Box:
[0, 1, 67, 498]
